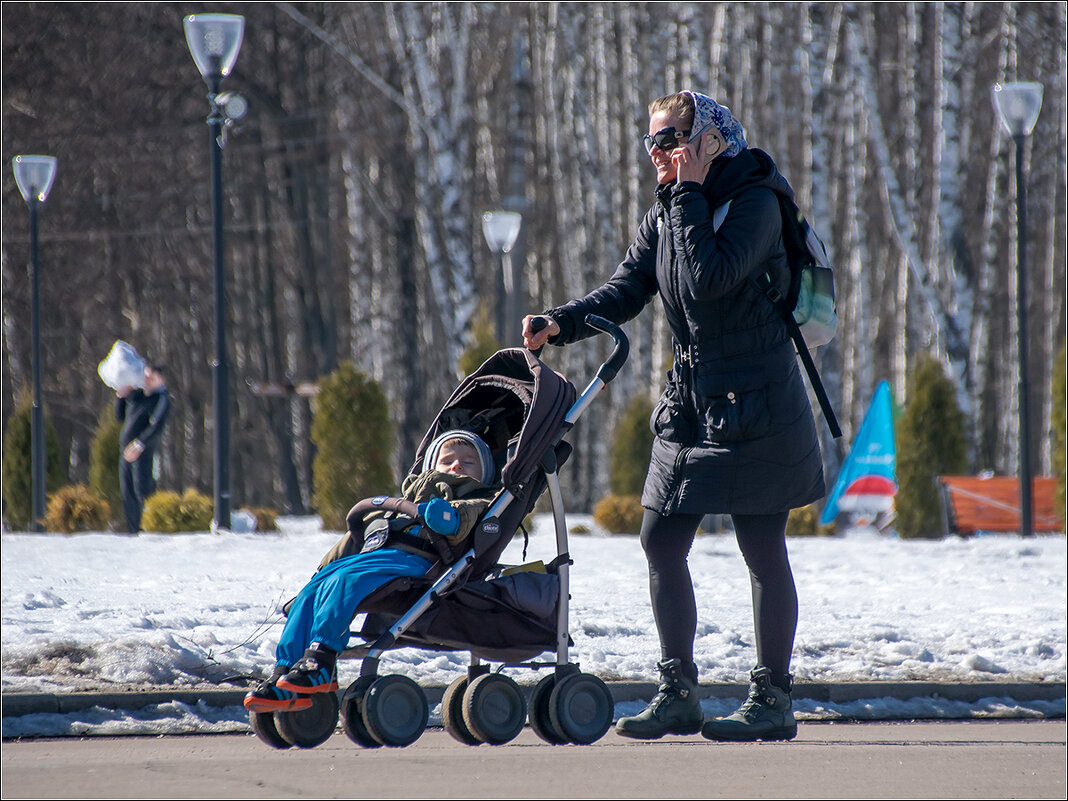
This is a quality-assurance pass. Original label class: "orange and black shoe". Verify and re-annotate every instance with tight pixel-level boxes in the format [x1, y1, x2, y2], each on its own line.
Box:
[275, 644, 339, 695]
[243, 669, 313, 713]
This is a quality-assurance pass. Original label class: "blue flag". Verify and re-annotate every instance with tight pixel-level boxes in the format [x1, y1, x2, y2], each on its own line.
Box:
[820, 381, 897, 525]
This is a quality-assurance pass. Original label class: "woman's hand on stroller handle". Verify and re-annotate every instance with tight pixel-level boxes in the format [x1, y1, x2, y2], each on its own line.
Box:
[522, 315, 559, 352]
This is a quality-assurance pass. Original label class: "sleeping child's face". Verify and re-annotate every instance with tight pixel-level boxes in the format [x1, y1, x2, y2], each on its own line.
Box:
[434, 439, 482, 480]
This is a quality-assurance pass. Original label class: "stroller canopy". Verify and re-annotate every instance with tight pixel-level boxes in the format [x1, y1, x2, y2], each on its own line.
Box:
[411, 349, 577, 493]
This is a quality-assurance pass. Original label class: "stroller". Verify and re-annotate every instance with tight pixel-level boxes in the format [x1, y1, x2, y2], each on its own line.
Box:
[250, 315, 629, 750]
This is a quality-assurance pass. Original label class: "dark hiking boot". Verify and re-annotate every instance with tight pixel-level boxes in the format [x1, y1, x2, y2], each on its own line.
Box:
[701, 666, 797, 741]
[244, 665, 313, 713]
[276, 643, 339, 695]
[615, 658, 703, 739]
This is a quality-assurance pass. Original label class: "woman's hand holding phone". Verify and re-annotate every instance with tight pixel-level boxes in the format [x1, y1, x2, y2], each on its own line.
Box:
[672, 128, 726, 185]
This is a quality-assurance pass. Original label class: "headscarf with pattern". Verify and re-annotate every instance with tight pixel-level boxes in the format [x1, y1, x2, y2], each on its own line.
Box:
[685, 91, 748, 160]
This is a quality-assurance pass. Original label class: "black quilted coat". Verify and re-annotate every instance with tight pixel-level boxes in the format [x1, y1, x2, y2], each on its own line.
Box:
[546, 148, 824, 515]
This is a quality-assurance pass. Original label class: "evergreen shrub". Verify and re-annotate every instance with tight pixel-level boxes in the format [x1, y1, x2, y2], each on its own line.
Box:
[44, 485, 111, 534]
[1053, 341, 1066, 533]
[593, 493, 644, 534]
[457, 303, 502, 377]
[141, 489, 213, 533]
[894, 355, 968, 539]
[786, 504, 819, 536]
[241, 506, 279, 532]
[610, 395, 655, 496]
[88, 405, 123, 526]
[2, 394, 66, 530]
[311, 363, 394, 531]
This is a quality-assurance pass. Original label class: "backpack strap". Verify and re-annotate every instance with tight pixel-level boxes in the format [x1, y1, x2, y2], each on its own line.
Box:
[749, 276, 842, 439]
[714, 200, 841, 439]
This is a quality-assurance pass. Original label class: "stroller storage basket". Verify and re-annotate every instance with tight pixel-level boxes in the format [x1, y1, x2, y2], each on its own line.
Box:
[355, 568, 566, 663]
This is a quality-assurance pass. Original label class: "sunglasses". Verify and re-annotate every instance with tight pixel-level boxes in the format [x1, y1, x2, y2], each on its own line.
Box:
[643, 126, 691, 154]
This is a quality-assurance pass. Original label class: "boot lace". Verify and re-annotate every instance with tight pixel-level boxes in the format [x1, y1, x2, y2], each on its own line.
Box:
[735, 687, 768, 721]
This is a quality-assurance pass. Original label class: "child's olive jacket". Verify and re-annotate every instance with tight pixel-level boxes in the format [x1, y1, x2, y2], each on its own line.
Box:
[317, 471, 497, 569]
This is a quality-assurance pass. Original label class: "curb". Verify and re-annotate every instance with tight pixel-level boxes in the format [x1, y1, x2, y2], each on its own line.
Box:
[3, 681, 1064, 718]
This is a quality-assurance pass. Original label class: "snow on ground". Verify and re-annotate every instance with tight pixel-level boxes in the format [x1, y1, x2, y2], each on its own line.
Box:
[2, 516, 1065, 736]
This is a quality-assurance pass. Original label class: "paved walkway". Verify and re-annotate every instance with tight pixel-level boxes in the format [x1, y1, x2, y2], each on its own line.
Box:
[3, 721, 1065, 799]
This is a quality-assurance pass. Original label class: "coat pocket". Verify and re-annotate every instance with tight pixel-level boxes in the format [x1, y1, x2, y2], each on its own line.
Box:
[699, 386, 772, 443]
[650, 382, 695, 443]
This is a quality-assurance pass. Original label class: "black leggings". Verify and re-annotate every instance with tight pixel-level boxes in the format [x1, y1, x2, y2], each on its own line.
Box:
[639, 508, 797, 677]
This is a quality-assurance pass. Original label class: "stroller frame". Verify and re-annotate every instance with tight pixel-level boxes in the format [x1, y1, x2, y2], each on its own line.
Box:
[251, 315, 629, 751]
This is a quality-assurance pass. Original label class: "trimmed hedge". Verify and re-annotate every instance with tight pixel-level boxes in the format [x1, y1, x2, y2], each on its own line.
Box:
[241, 506, 279, 532]
[142, 489, 213, 533]
[44, 485, 111, 534]
[593, 493, 644, 534]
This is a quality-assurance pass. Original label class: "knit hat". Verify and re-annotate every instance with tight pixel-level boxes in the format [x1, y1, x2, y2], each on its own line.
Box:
[685, 91, 747, 159]
[422, 430, 495, 485]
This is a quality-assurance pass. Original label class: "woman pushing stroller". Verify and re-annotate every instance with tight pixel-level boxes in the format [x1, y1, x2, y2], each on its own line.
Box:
[523, 90, 824, 742]
[244, 430, 498, 713]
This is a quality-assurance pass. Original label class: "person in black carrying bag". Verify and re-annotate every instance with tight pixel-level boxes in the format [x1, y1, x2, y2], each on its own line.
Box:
[115, 362, 170, 533]
[522, 91, 824, 742]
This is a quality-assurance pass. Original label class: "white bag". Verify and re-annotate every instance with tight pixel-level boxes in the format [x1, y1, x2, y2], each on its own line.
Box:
[98, 341, 145, 390]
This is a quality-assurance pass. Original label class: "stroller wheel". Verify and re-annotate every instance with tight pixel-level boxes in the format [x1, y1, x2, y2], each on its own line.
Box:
[362, 674, 428, 747]
[441, 676, 482, 745]
[461, 673, 526, 746]
[274, 691, 340, 749]
[340, 677, 383, 749]
[528, 675, 569, 745]
[249, 710, 293, 750]
[548, 672, 614, 745]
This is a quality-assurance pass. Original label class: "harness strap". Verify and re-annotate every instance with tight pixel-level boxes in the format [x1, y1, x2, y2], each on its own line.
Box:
[381, 530, 439, 558]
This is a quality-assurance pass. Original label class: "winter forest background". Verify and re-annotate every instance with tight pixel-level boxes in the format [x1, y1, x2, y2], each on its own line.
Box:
[2, 2, 1066, 517]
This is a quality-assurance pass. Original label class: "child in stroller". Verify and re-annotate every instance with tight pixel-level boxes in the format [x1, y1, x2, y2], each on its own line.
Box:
[244, 430, 499, 714]
[246, 319, 629, 750]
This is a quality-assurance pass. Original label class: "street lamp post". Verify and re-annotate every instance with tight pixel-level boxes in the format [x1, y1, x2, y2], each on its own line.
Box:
[12, 155, 58, 532]
[185, 13, 246, 533]
[481, 211, 523, 343]
[992, 81, 1044, 538]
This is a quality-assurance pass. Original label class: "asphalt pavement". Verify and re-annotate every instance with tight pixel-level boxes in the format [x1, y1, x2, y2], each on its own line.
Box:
[3, 721, 1066, 799]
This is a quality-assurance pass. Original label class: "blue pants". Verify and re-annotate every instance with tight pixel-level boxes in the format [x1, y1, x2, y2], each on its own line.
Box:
[276, 548, 432, 665]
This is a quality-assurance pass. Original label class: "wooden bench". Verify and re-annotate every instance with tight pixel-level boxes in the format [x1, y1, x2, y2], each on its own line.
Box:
[937, 475, 1063, 536]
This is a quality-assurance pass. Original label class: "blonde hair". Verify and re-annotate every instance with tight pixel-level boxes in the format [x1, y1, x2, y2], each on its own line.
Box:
[648, 93, 695, 128]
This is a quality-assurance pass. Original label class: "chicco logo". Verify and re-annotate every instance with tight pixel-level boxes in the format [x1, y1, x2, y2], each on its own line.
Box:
[482, 521, 500, 534]
[372, 496, 388, 506]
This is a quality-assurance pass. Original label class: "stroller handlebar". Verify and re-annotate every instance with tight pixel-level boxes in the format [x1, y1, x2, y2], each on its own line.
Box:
[527, 314, 629, 385]
[584, 314, 629, 385]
